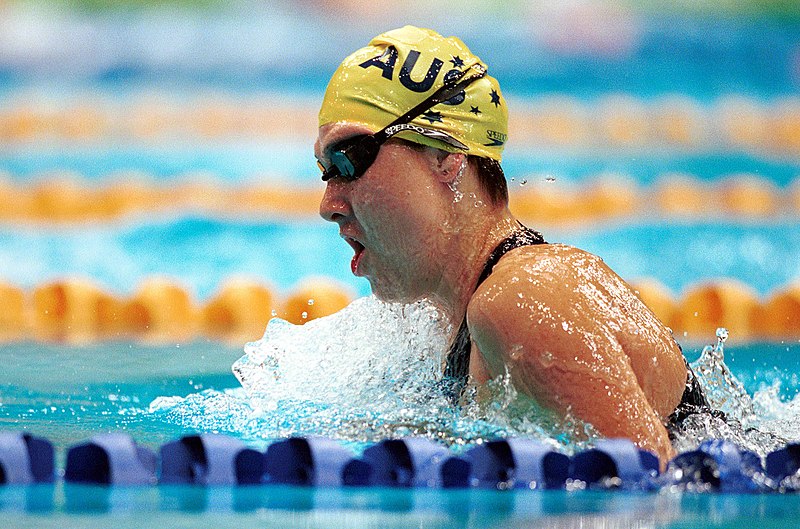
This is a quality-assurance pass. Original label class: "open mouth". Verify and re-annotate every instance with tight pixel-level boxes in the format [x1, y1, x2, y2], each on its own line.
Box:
[344, 237, 366, 276]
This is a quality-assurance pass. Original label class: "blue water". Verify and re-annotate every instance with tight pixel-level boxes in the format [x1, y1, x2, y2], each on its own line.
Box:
[0, 485, 799, 528]
[0, 217, 796, 300]
[2, 339, 798, 452]
[1, 14, 797, 99]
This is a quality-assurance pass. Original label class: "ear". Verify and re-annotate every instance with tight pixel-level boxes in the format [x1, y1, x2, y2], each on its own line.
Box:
[429, 151, 467, 184]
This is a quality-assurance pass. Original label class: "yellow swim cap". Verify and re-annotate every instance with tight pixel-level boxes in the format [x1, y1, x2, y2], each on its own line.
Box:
[319, 26, 508, 162]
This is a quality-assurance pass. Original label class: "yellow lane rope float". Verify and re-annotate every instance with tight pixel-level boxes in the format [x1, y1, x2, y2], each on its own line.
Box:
[0, 173, 797, 223]
[1, 277, 354, 345]
[1, 94, 797, 154]
[0, 277, 797, 344]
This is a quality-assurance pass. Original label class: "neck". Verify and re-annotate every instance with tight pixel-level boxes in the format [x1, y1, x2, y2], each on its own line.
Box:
[427, 206, 521, 325]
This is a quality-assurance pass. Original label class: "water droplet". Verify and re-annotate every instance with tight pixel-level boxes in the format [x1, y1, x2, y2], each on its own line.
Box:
[540, 350, 554, 367]
[520, 179, 528, 186]
[271, 309, 278, 317]
[716, 327, 728, 342]
[545, 175, 556, 182]
[301, 311, 308, 319]
[307, 299, 315, 306]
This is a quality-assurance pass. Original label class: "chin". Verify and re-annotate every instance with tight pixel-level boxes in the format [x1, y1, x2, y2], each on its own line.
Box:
[369, 280, 424, 305]
[369, 284, 401, 303]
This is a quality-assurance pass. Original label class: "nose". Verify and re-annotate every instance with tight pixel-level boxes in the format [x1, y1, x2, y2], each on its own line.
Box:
[319, 179, 352, 223]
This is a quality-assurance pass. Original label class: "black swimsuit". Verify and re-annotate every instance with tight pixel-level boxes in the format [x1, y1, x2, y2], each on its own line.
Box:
[441, 224, 718, 431]
[442, 224, 546, 400]
[666, 357, 725, 436]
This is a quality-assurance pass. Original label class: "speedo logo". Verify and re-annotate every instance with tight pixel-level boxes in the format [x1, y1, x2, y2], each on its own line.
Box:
[484, 130, 507, 147]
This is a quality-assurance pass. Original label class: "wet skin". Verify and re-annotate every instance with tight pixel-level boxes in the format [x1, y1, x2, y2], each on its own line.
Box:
[317, 122, 686, 466]
[468, 244, 685, 464]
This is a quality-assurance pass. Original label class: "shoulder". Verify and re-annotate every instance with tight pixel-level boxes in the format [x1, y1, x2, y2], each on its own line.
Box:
[467, 244, 633, 372]
[470, 243, 607, 313]
[466, 244, 608, 364]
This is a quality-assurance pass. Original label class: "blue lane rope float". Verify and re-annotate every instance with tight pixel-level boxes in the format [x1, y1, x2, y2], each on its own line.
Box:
[64, 433, 157, 486]
[160, 434, 265, 486]
[766, 443, 800, 492]
[0, 432, 54, 485]
[3, 432, 800, 493]
[264, 437, 360, 487]
[569, 438, 660, 491]
[666, 439, 765, 493]
[453, 438, 569, 490]
[358, 438, 451, 488]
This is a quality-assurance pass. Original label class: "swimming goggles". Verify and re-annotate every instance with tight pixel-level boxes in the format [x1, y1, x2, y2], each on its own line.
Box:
[318, 63, 487, 182]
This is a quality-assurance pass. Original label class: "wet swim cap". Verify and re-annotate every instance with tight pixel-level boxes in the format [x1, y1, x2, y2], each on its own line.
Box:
[319, 26, 508, 162]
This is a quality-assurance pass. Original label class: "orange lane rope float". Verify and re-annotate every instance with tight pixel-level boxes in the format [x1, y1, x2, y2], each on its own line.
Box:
[0, 173, 796, 223]
[201, 277, 276, 344]
[0, 277, 798, 344]
[1, 95, 798, 155]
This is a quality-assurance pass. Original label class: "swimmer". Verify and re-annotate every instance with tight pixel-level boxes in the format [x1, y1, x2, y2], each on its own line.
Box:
[315, 26, 690, 466]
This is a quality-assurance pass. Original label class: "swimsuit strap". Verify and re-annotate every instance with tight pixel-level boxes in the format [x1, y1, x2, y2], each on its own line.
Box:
[666, 357, 725, 437]
[442, 224, 546, 399]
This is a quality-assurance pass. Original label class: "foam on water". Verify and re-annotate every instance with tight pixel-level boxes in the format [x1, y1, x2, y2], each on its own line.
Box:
[149, 302, 799, 457]
[149, 295, 589, 451]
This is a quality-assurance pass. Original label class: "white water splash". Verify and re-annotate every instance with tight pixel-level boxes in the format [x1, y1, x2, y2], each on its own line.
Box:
[232, 296, 451, 412]
[691, 328, 756, 425]
[671, 328, 799, 457]
[149, 295, 577, 450]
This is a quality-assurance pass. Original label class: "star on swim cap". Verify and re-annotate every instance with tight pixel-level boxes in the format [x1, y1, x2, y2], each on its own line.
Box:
[319, 26, 508, 162]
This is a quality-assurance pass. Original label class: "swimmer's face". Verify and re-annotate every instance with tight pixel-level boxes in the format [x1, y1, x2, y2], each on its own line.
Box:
[317, 122, 449, 302]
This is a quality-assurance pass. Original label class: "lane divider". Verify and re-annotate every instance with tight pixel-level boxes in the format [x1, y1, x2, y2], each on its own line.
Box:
[0, 173, 798, 223]
[1, 95, 798, 156]
[509, 95, 800, 154]
[1, 431, 798, 493]
[0, 277, 798, 343]
[0, 276, 354, 345]
[632, 279, 800, 342]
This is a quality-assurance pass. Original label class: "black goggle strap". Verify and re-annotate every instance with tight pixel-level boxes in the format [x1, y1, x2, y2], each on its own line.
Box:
[373, 62, 487, 144]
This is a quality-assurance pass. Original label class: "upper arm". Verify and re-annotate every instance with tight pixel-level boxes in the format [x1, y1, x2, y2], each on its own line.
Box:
[467, 255, 635, 413]
[467, 248, 675, 459]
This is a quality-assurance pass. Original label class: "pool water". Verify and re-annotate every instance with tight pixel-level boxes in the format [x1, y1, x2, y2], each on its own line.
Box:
[2, 323, 799, 456]
[1, 331, 800, 529]
[1, 484, 799, 529]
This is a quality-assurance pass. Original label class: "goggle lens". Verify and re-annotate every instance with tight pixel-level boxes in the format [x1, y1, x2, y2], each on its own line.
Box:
[330, 150, 357, 180]
[320, 134, 380, 182]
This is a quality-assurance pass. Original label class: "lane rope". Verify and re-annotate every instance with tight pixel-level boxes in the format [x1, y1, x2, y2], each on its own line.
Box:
[0, 276, 797, 343]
